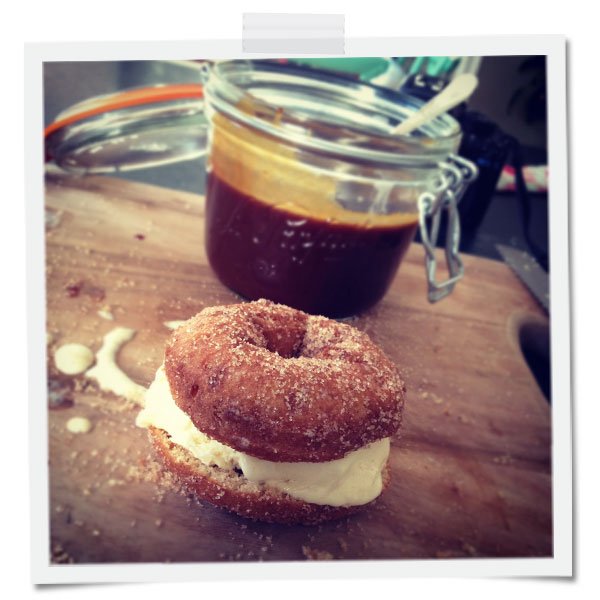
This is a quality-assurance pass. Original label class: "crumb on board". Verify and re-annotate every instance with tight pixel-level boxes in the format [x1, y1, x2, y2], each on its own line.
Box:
[462, 542, 477, 556]
[51, 542, 75, 564]
[338, 538, 349, 552]
[302, 546, 335, 560]
[493, 454, 514, 465]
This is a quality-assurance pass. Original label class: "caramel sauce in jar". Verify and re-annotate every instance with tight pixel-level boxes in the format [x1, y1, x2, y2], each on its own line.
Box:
[206, 173, 417, 318]
[205, 113, 419, 318]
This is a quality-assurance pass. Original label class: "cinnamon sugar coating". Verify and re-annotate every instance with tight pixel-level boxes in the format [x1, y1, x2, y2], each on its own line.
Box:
[164, 299, 405, 463]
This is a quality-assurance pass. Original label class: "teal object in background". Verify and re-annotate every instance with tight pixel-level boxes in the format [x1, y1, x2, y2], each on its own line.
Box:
[406, 56, 460, 77]
[289, 57, 462, 89]
[289, 57, 392, 81]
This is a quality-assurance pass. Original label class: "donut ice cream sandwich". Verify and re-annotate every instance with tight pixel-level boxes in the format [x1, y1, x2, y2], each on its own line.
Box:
[136, 299, 406, 524]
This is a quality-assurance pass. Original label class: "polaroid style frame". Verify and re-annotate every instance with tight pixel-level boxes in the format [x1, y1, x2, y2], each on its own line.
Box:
[25, 33, 570, 583]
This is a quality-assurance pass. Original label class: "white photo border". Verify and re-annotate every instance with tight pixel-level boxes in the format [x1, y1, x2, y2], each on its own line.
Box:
[26, 35, 570, 584]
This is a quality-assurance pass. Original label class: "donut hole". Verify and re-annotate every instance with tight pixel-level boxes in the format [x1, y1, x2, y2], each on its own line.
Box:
[264, 337, 305, 359]
[248, 316, 307, 359]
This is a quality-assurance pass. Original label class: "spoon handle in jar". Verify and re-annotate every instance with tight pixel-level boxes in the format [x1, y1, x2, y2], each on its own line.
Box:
[392, 73, 479, 136]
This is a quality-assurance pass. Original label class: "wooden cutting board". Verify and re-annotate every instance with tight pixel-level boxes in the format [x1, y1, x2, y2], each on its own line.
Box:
[45, 173, 551, 564]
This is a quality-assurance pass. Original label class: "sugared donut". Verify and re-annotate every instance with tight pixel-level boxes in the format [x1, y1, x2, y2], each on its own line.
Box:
[164, 299, 405, 462]
[136, 299, 406, 524]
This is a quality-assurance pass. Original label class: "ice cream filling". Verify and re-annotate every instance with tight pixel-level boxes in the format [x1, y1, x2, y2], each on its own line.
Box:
[136, 366, 390, 507]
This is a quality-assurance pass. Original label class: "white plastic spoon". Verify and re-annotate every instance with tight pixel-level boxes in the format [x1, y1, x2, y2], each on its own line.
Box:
[392, 73, 479, 136]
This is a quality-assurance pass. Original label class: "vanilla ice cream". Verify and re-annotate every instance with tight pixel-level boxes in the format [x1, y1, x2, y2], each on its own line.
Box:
[136, 366, 390, 507]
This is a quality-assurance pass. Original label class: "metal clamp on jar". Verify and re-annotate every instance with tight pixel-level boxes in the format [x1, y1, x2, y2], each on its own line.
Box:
[418, 155, 478, 302]
[45, 59, 477, 317]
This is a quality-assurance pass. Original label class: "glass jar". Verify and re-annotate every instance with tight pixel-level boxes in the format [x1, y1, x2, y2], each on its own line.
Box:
[202, 60, 476, 317]
[44, 60, 477, 318]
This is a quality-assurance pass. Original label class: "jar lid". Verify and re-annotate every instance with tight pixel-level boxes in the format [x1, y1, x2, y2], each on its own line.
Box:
[45, 84, 207, 173]
[203, 60, 463, 168]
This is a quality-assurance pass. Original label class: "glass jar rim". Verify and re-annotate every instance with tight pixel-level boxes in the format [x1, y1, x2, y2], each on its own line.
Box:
[203, 60, 462, 168]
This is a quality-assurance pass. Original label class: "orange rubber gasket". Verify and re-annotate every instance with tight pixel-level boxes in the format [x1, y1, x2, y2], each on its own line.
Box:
[44, 83, 204, 138]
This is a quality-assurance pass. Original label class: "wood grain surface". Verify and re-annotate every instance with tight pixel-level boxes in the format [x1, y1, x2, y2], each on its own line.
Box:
[44, 173, 552, 564]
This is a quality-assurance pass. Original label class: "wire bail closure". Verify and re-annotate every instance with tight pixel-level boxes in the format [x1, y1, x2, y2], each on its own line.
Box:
[418, 154, 478, 302]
